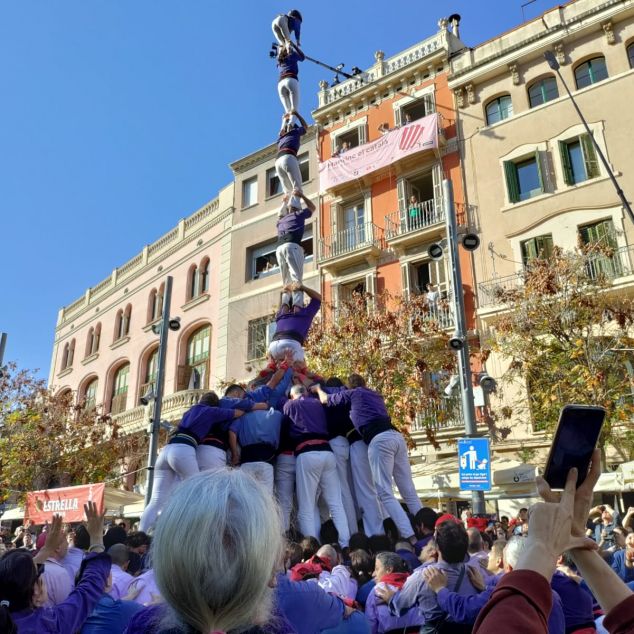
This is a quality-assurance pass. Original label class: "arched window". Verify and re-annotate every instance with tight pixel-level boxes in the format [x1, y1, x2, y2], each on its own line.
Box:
[574, 57, 608, 89]
[61, 343, 70, 371]
[485, 95, 513, 125]
[140, 348, 159, 402]
[83, 378, 99, 411]
[66, 339, 75, 368]
[115, 306, 132, 340]
[57, 388, 73, 406]
[123, 305, 132, 337]
[156, 282, 165, 317]
[628, 43, 634, 69]
[187, 265, 199, 301]
[200, 258, 210, 294]
[85, 323, 101, 357]
[114, 309, 123, 341]
[528, 76, 559, 108]
[178, 325, 211, 390]
[111, 363, 130, 414]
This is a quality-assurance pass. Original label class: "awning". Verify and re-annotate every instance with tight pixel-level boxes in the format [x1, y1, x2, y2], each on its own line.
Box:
[2, 486, 143, 524]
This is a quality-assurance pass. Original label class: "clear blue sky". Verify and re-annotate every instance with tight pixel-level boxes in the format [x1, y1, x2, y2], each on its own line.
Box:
[0, 0, 557, 378]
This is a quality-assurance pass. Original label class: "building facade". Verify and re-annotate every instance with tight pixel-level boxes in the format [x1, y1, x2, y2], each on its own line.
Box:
[448, 0, 634, 462]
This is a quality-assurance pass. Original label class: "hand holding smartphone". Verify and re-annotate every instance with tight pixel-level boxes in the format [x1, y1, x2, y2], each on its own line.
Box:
[543, 404, 606, 490]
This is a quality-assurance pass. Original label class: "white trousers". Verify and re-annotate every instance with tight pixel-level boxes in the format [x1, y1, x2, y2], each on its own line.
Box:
[329, 436, 359, 534]
[367, 430, 422, 540]
[275, 242, 305, 306]
[275, 154, 303, 209]
[278, 77, 300, 116]
[275, 453, 296, 532]
[140, 443, 199, 532]
[196, 445, 227, 471]
[296, 451, 350, 547]
[349, 440, 385, 536]
[241, 462, 275, 496]
[272, 15, 291, 46]
[268, 339, 305, 363]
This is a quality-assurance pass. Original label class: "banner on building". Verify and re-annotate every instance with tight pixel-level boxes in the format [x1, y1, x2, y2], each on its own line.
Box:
[25, 483, 105, 524]
[319, 113, 439, 191]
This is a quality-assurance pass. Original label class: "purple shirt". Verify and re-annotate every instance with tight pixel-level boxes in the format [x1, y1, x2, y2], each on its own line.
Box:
[366, 583, 422, 634]
[283, 396, 329, 439]
[325, 386, 390, 431]
[277, 207, 312, 243]
[12, 553, 110, 634]
[277, 125, 306, 154]
[274, 297, 321, 343]
[43, 557, 74, 606]
[127, 568, 160, 606]
[278, 49, 305, 78]
[178, 404, 237, 441]
[109, 563, 134, 601]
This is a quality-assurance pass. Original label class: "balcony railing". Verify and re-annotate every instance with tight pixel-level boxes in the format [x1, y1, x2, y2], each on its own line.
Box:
[412, 398, 464, 432]
[478, 245, 634, 309]
[318, 222, 383, 262]
[410, 302, 455, 330]
[385, 199, 444, 239]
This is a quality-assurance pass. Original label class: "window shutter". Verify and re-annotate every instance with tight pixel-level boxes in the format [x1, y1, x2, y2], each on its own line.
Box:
[535, 151, 545, 193]
[394, 107, 402, 127]
[423, 93, 436, 116]
[432, 163, 444, 215]
[539, 235, 554, 259]
[397, 177, 407, 217]
[358, 124, 367, 145]
[558, 141, 574, 186]
[580, 134, 600, 179]
[401, 263, 411, 300]
[522, 238, 538, 265]
[504, 161, 520, 203]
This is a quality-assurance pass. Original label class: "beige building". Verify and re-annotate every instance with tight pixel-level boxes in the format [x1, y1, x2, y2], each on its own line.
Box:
[225, 127, 320, 382]
[448, 0, 634, 462]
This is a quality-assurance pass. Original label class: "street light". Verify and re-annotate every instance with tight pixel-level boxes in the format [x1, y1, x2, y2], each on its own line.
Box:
[143, 276, 181, 507]
[543, 50, 634, 225]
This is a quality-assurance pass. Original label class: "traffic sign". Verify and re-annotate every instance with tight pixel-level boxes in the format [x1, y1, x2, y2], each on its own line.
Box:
[458, 438, 491, 491]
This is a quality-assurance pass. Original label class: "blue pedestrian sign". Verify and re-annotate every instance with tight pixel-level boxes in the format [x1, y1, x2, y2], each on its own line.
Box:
[458, 438, 491, 491]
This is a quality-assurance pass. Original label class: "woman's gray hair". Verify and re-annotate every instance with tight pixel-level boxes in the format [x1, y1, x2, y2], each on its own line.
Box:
[503, 535, 529, 569]
[152, 469, 283, 632]
[376, 551, 407, 575]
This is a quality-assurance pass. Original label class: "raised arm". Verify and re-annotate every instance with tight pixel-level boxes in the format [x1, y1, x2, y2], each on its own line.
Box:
[297, 283, 321, 302]
[296, 191, 316, 213]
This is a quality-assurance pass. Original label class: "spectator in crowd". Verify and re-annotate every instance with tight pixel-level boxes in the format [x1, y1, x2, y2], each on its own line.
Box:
[301, 536, 320, 562]
[350, 549, 375, 607]
[125, 531, 151, 576]
[610, 532, 634, 583]
[413, 507, 438, 556]
[0, 504, 110, 633]
[41, 523, 73, 607]
[590, 504, 621, 551]
[486, 540, 506, 577]
[509, 508, 529, 536]
[467, 528, 489, 571]
[65, 525, 90, 580]
[365, 551, 422, 634]
[107, 544, 134, 600]
[126, 469, 286, 633]
[394, 540, 420, 572]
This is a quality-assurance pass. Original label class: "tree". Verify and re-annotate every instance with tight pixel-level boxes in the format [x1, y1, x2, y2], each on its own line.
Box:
[0, 362, 144, 503]
[488, 246, 634, 461]
[304, 290, 462, 447]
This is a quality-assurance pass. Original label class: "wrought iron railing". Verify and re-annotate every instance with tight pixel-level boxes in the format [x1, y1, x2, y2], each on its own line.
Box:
[385, 199, 444, 238]
[318, 222, 383, 262]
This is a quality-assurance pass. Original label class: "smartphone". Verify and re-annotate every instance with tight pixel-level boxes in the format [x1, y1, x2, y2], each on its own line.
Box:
[543, 404, 606, 489]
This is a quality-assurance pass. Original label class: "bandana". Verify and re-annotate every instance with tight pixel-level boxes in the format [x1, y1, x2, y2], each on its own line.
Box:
[380, 572, 410, 589]
[289, 555, 333, 581]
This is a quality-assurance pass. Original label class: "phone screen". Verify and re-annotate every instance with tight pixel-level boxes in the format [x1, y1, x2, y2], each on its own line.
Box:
[544, 405, 606, 489]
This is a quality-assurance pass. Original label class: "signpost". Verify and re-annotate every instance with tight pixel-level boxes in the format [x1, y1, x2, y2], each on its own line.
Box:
[458, 438, 491, 492]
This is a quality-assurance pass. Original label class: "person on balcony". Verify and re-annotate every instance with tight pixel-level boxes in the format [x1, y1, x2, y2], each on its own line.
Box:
[139, 392, 244, 532]
[275, 190, 315, 309]
[272, 10, 302, 56]
[275, 111, 308, 215]
[407, 194, 421, 231]
[268, 282, 321, 364]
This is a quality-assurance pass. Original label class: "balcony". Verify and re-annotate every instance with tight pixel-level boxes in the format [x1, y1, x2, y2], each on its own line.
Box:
[385, 199, 445, 251]
[478, 245, 634, 314]
[411, 302, 455, 331]
[317, 222, 384, 272]
[111, 388, 204, 435]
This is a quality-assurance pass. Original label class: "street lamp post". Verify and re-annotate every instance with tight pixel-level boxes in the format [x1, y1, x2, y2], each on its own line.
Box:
[544, 51, 634, 225]
[144, 276, 178, 507]
[443, 179, 486, 515]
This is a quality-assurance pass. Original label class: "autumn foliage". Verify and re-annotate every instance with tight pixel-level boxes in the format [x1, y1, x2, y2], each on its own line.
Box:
[0, 363, 142, 503]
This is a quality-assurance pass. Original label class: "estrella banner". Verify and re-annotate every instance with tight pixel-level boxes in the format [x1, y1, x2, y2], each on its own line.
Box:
[25, 483, 105, 523]
[319, 113, 439, 191]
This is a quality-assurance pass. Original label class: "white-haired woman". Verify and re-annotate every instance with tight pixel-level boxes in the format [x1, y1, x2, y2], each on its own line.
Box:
[125, 469, 288, 634]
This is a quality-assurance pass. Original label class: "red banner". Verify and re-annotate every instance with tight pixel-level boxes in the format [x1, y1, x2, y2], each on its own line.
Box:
[319, 113, 439, 191]
[25, 483, 105, 524]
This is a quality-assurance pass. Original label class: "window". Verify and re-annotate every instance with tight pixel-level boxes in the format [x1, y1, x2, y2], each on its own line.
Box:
[111, 363, 130, 415]
[85, 323, 101, 357]
[200, 258, 210, 293]
[61, 339, 75, 371]
[148, 284, 164, 323]
[579, 219, 622, 278]
[140, 348, 159, 402]
[333, 126, 366, 154]
[83, 378, 98, 411]
[399, 93, 435, 125]
[504, 153, 544, 203]
[341, 202, 366, 249]
[485, 95, 513, 125]
[521, 234, 554, 266]
[559, 134, 600, 185]
[574, 57, 608, 89]
[266, 167, 283, 198]
[249, 229, 314, 280]
[299, 153, 310, 183]
[247, 317, 276, 360]
[177, 325, 211, 390]
[242, 176, 258, 208]
[628, 43, 634, 69]
[528, 77, 559, 107]
[115, 305, 131, 341]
